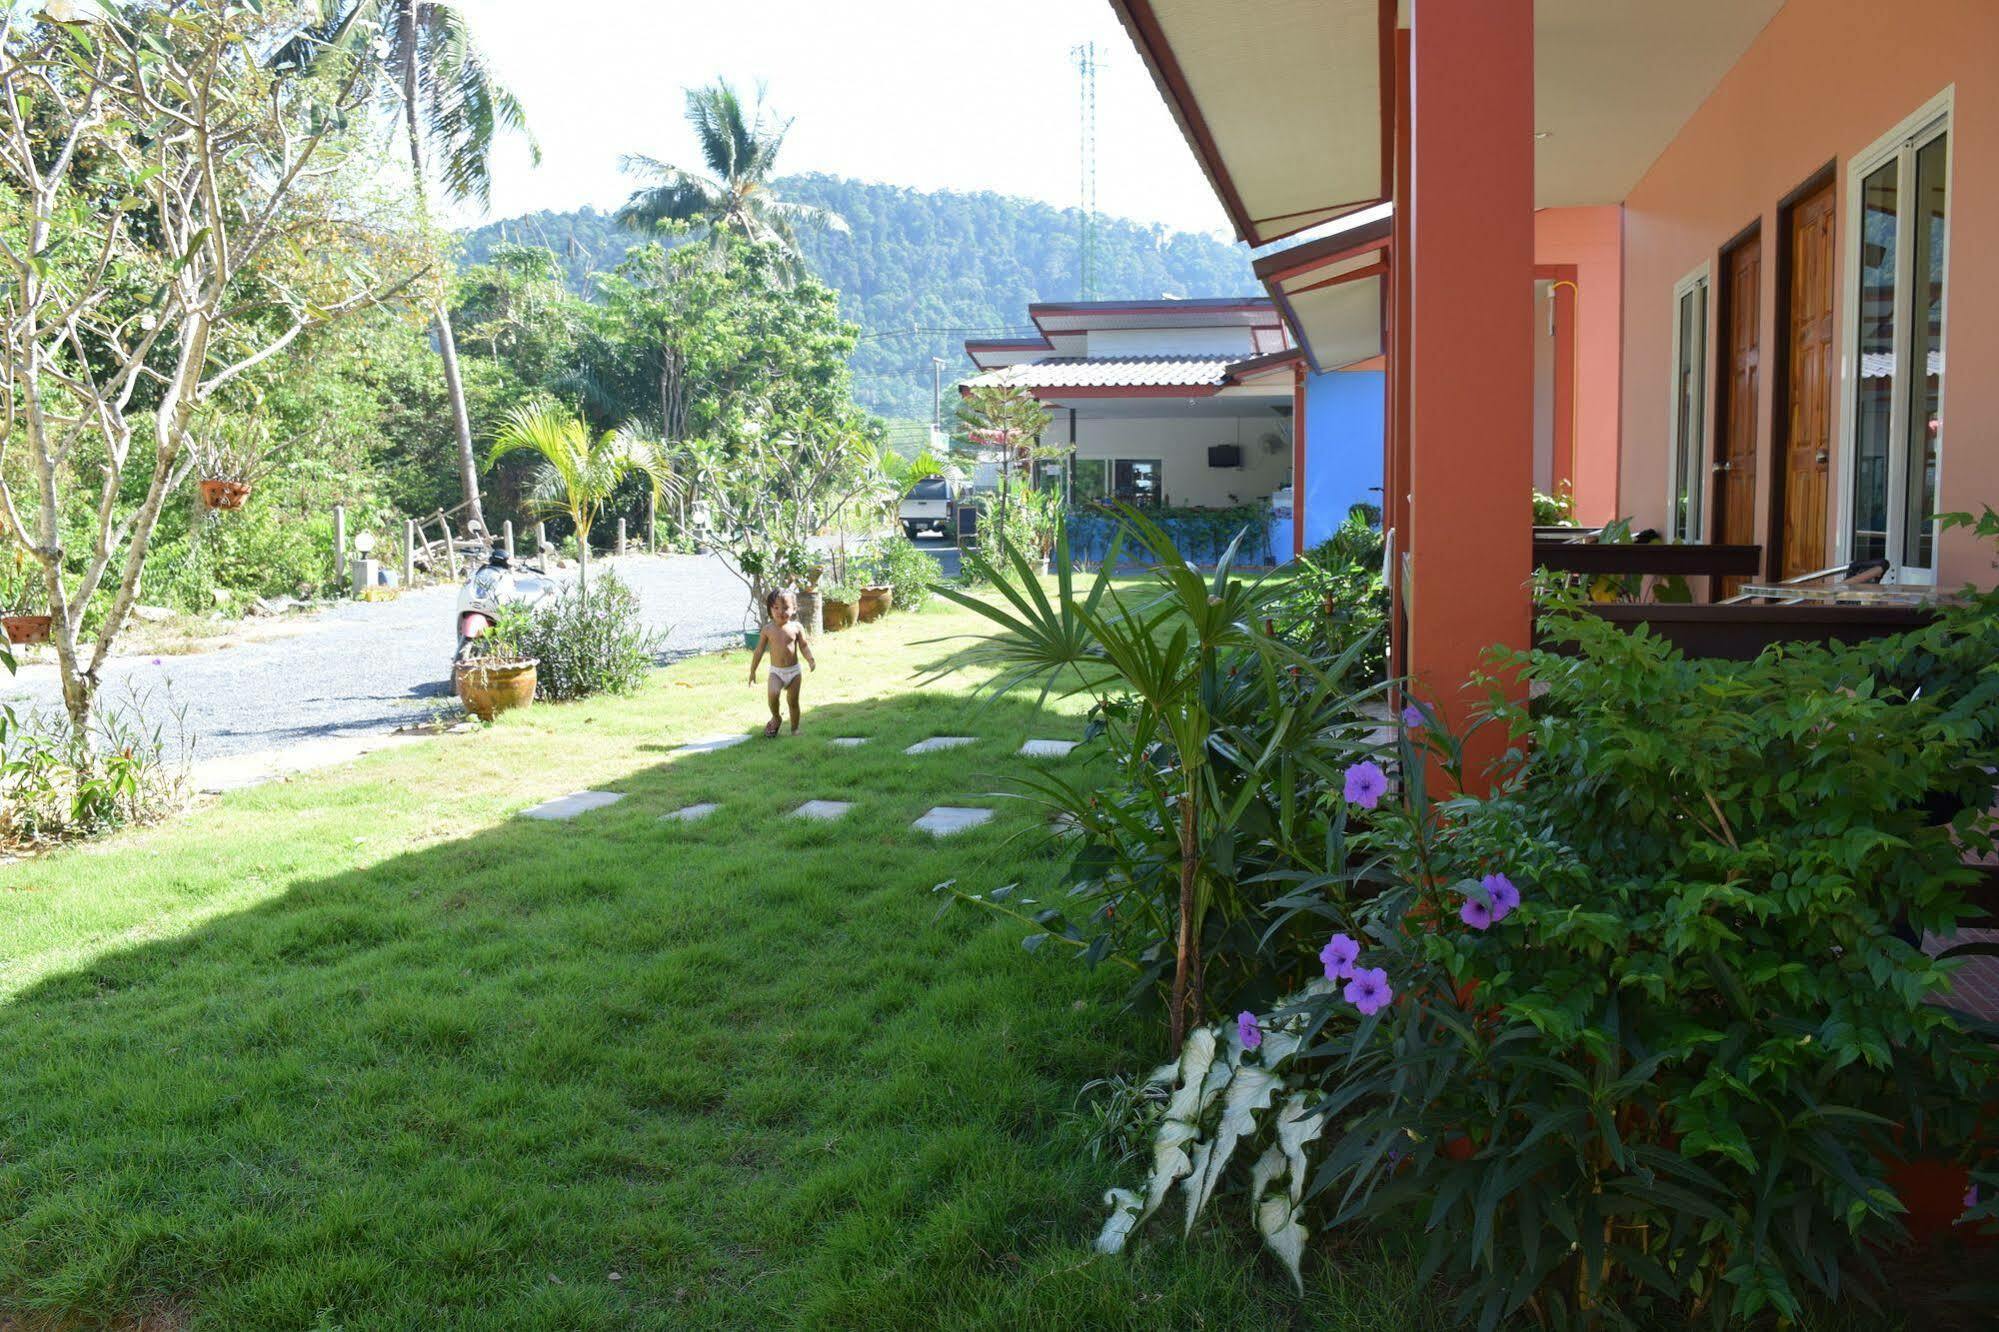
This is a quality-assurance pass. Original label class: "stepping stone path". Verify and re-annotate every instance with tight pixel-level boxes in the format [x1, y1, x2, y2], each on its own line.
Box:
[675, 733, 750, 756]
[829, 737, 870, 748]
[904, 736, 976, 755]
[522, 790, 625, 821]
[912, 806, 995, 836]
[1018, 739, 1079, 758]
[660, 802, 720, 823]
[791, 800, 853, 821]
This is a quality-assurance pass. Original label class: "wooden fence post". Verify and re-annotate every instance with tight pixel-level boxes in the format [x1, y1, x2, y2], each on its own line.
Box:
[535, 521, 547, 556]
[503, 520, 514, 560]
[617, 517, 627, 558]
[333, 505, 347, 588]
[403, 519, 416, 587]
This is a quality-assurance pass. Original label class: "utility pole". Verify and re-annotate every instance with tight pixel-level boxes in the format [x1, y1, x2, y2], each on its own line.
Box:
[1071, 42, 1099, 301]
[931, 357, 945, 430]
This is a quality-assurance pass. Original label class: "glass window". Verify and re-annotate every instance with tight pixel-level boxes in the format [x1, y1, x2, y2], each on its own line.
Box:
[1112, 459, 1162, 507]
[1849, 158, 1899, 564]
[1847, 114, 1947, 574]
[1072, 458, 1109, 502]
[1670, 277, 1708, 541]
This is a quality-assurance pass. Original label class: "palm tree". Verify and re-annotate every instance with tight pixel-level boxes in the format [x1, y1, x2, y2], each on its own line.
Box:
[615, 81, 846, 273]
[308, 0, 536, 534]
[487, 402, 676, 592]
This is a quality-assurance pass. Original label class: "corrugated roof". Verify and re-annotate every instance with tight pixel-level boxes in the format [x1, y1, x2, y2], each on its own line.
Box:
[965, 354, 1238, 391]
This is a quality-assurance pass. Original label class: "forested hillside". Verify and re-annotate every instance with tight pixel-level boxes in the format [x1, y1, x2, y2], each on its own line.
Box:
[460, 173, 1256, 421]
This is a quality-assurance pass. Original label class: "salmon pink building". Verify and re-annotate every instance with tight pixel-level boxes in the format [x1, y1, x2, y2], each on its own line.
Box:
[1108, 0, 1998, 755]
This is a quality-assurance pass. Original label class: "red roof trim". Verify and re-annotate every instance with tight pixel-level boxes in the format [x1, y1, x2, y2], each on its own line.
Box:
[1251, 214, 1395, 285]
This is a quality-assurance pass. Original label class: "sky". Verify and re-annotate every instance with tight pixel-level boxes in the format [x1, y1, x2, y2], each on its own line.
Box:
[456, 0, 1234, 238]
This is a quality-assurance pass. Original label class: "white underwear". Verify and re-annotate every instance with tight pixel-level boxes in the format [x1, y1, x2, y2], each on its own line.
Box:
[768, 664, 803, 687]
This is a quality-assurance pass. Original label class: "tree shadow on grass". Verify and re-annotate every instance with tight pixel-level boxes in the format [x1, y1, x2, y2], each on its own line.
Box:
[0, 691, 1201, 1332]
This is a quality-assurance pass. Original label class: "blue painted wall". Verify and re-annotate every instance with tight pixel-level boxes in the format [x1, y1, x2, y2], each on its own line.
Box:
[1271, 366, 1383, 556]
[1302, 369, 1385, 547]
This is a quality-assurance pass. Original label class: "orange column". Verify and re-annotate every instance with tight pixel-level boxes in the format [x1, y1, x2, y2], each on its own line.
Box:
[1387, 27, 1413, 682]
[1405, 0, 1533, 784]
[1292, 364, 1307, 557]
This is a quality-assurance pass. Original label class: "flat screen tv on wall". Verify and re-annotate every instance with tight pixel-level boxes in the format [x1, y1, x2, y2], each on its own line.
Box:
[1207, 444, 1243, 469]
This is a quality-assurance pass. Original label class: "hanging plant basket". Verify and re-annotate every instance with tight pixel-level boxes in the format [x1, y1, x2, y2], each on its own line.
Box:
[455, 658, 538, 721]
[199, 478, 252, 511]
[3, 614, 52, 645]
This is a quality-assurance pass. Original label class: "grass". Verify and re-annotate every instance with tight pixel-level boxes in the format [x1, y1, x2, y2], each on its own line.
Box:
[0, 593, 1448, 1330]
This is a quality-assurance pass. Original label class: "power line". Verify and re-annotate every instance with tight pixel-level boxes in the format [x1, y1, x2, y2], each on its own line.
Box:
[1072, 41, 1099, 301]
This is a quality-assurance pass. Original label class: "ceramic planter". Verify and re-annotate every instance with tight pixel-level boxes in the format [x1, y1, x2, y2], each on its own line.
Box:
[857, 585, 890, 623]
[822, 598, 855, 632]
[199, 479, 252, 511]
[455, 659, 537, 721]
[794, 587, 823, 635]
[3, 614, 51, 645]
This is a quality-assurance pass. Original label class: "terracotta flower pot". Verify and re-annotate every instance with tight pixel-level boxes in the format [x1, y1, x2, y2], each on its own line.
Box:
[3, 614, 51, 645]
[455, 659, 537, 721]
[822, 598, 855, 632]
[199, 478, 252, 511]
[857, 585, 890, 623]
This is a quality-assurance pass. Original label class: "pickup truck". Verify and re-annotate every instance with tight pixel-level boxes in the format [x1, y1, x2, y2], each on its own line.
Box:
[898, 476, 953, 539]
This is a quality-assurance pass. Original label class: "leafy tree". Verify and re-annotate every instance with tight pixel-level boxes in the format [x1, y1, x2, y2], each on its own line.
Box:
[310, 0, 535, 533]
[0, 0, 423, 731]
[615, 81, 845, 275]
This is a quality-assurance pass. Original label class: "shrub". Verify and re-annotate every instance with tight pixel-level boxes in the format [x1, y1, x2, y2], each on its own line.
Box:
[861, 532, 935, 611]
[0, 687, 190, 849]
[513, 572, 662, 702]
[1097, 597, 1999, 1325]
[1275, 506, 1386, 689]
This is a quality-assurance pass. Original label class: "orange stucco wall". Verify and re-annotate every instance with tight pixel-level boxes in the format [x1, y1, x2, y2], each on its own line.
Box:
[1619, 0, 1999, 586]
[1535, 206, 1623, 525]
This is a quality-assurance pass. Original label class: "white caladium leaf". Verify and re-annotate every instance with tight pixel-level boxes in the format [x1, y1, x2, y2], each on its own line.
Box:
[1160, 1027, 1216, 1123]
[1248, 1143, 1287, 1211]
[1256, 1193, 1310, 1293]
[1185, 1064, 1281, 1221]
[1142, 1118, 1200, 1224]
[1095, 1187, 1143, 1255]
[1273, 1093, 1327, 1207]
[1179, 1137, 1214, 1238]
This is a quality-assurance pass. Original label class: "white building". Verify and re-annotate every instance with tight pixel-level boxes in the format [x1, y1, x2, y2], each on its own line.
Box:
[963, 299, 1303, 513]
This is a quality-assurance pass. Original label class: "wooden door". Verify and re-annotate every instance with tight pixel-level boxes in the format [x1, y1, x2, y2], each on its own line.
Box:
[1780, 182, 1836, 578]
[1713, 236, 1760, 598]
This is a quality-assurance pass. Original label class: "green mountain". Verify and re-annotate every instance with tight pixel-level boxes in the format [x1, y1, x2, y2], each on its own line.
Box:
[459, 173, 1256, 422]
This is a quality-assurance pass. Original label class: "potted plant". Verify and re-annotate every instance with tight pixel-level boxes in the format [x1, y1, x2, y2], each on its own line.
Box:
[821, 581, 857, 632]
[191, 413, 269, 512]
[0, 548, 50, 645]
[857, 582, 891, 623]
[454, 602, 538, 721]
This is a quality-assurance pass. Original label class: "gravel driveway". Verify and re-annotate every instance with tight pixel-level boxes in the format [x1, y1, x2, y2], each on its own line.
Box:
[0, 554, 749, 760]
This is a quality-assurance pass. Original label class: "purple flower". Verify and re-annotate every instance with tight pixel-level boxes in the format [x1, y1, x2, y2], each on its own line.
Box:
[1237, 1010, 1263, 1051]
[1343, 760, 1388, 810]
[1344, 967, 1392, 1016]
[1319, 932, 1361, 980]
[1460, 895, 1494, 931]
[1401, 704, 1423, 728]
[1482, 873, 1521, 921]
[1968, 1185, 1982, 1212]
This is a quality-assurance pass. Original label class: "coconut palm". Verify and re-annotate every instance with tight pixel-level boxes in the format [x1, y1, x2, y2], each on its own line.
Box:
[615, 81, 846, 274]
[303, 0, 536, 533]
[487, 402, 677, 591]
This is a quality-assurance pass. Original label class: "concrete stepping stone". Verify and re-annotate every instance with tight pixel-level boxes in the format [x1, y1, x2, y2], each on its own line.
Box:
[660, 802, 720, 823]
[676, 733, 749, 756]
[912, 806, 995, 836]
[522, 790, 624, 821]
[829, 737, 870, 748]
[1019, 739, 1079, 758]
[904, 736, 976, 755]
[791, 800, 852, 821]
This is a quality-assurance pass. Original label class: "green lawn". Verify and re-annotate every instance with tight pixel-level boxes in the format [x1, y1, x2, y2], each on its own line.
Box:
[0, 595, 1439, 1330]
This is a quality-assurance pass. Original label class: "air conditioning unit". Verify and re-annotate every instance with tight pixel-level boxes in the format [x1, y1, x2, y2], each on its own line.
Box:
[1207, 444, 1244, 469]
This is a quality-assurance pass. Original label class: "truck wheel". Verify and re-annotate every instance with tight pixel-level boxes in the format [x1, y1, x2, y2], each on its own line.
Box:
[904, 522, 923, 541]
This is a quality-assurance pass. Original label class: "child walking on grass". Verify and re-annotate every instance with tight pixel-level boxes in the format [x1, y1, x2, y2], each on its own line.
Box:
[748, 589, 816, 736]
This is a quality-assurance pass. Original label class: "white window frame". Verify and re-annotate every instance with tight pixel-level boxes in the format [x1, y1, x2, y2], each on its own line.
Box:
[1834, 86, 1954, 583]
[1664, 263, 1712, 543]
[1073, 454, 1165, 507]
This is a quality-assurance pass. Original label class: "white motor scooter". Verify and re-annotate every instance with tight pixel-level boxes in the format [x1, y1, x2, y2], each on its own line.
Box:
[454, 546, 556, 662]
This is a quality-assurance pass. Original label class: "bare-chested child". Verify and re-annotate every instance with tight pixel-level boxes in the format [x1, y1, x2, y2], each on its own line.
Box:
[748, 589, 816, 736]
